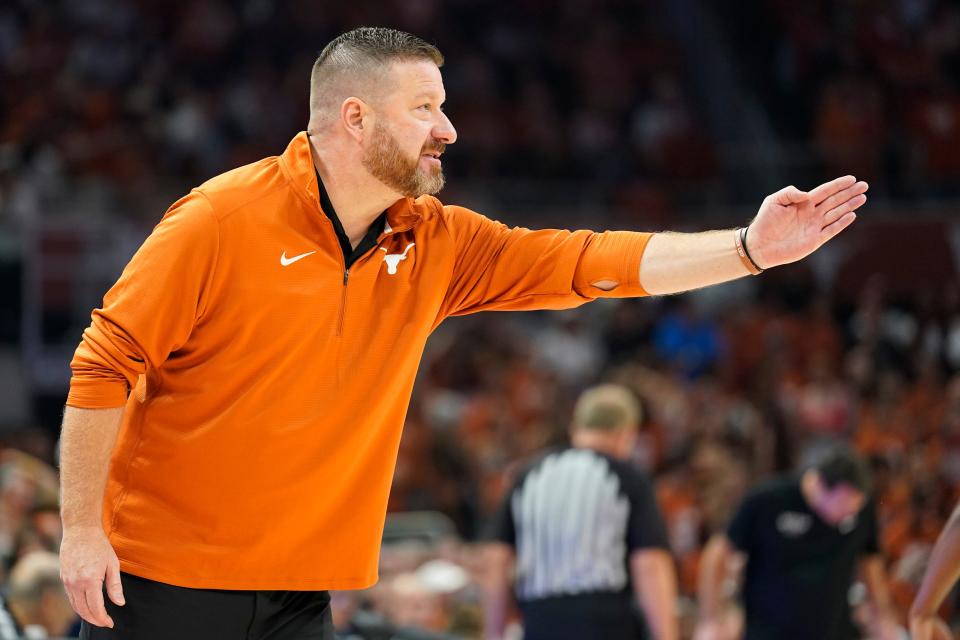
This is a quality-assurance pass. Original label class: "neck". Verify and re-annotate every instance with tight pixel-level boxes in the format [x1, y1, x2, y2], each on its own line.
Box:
[571, 432, 621, 458]
[308, 133, 402, 247]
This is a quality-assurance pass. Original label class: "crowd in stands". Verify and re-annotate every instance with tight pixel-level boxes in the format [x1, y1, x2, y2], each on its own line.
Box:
[5, 0, 958, 229]
[721, 0, 960, 198]
[1, 0, 713, 226]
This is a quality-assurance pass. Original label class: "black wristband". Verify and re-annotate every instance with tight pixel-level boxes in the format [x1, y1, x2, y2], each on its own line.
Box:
[740, 227, 764, 272]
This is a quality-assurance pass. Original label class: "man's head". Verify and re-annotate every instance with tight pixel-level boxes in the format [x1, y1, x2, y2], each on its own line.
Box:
[569, 384, 642, 459]
[6, 551, 75, 636]
[308, 27, 457, 198]
[802, 445, 872, 526]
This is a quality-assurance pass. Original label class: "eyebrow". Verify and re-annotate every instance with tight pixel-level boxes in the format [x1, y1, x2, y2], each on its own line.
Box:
[413, 92, 445, 103]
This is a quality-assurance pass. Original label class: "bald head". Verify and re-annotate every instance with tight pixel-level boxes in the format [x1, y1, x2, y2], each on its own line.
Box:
[308, 27, 444, 133]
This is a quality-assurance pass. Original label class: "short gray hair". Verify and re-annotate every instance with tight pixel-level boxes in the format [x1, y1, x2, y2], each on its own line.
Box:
[309, 27, 444, 130]
[571, 384, 642, 432]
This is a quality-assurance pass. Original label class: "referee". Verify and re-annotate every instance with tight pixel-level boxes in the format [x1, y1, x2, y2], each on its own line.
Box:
[484, 385, 677, 640]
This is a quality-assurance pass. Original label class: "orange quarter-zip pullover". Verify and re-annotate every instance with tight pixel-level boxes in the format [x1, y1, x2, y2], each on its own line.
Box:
[66, 132, 652, 590]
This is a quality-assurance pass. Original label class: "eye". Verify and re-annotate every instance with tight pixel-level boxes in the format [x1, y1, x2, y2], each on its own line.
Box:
[418, 104, 432, 112]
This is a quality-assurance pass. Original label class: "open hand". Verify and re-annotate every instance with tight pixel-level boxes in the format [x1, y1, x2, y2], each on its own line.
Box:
[747, 175, 868, 269]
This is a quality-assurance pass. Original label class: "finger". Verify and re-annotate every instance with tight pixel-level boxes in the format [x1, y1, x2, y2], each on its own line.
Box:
[772, 185, 808, 206]
[84, 582, 114, 628]
[66, 582, 98, 626]
[819, 212, 857, 244]
[822, 194, 867, 227]
[815, 181, 869, 214]
[808, 175, 857, 204]
[65, 588, 83, 620]
[105, 559, 125, 606]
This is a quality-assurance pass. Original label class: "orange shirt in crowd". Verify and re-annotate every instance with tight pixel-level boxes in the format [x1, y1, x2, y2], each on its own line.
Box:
[854, 406, 912, 459]
[66, 132, 652, 590]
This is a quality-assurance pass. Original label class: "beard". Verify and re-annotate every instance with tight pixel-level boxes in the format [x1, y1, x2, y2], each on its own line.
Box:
[362, 122, 445, 198]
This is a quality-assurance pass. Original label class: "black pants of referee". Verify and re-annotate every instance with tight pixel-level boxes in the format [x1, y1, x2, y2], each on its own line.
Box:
[79, 572, 334, 639]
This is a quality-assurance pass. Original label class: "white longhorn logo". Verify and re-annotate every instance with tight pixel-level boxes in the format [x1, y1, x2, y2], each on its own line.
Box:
[380, 243, 415, 275]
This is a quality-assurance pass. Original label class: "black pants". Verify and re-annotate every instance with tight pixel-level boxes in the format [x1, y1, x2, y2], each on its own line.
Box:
[80, 572, 334, 640]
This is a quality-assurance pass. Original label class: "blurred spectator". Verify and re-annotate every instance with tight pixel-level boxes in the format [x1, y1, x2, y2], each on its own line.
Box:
[652, 299, 723, 380]
[332, 540, 481, 640]
[4, 551, 76, 639]
[0, 449, 59, 584]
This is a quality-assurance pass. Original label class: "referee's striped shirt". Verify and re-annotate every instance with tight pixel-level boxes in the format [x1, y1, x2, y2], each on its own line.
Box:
[489, 447, 668, 601]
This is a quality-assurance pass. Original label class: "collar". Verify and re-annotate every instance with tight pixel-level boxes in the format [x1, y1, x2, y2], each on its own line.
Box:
[316, 168, 385, 267]
[279, 131, 423, 234]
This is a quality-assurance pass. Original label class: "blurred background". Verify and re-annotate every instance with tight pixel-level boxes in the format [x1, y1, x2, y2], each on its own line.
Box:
[1, 0, 960, 637]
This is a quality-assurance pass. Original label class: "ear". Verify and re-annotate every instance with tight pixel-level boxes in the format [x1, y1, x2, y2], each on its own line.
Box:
[809, 471, 825, 494]
[341, 97, 369, 142]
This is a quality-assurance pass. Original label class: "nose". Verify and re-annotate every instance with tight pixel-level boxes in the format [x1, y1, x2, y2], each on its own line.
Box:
[433, 110, 457, 145]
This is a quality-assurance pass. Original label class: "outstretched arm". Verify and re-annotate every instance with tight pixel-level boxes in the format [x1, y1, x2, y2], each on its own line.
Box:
[910, 502, 960, 639]
[638, 176, 867, 295]
[434, 175, 866, 318]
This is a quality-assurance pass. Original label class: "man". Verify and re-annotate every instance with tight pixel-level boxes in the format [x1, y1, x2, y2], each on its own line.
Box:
[484, 384, 678, 640]
[3, 551, 77, 638]
[696, 447, 895, 640]
[909, 501, 960, 640]
[58, 26, 868, 639]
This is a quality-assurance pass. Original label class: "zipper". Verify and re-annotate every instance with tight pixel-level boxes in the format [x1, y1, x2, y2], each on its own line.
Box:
[326, 213, 419, 338]
[336, 268, 349, 336]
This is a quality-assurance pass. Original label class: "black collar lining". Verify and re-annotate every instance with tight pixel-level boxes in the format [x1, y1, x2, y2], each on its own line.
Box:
[316, 170, 386, 269]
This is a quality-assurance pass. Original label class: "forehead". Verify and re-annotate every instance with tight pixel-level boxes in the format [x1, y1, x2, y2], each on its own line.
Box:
[384, 59, 445, 98]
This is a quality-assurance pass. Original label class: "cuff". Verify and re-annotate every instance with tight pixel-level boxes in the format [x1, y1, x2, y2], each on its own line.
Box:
[574, 231, 653, 298]
[66, 376, 129, 409]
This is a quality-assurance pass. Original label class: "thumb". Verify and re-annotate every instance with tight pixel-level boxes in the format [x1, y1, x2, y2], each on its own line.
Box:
[773, 185, 808, 206]
[105, 560, 125, 606]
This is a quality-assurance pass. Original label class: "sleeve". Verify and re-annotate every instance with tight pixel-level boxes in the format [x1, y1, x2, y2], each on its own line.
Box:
[859, 498, 880, 556]
[484, 485, 518, 546]
[435, 205, 653, 321]
[624, 467, 670, 551]
[66, 191, 220, 408]
[726, 490, 761, 553]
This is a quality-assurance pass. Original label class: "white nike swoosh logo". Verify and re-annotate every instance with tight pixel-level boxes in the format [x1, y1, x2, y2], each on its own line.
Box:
[280, 250, 316, 266]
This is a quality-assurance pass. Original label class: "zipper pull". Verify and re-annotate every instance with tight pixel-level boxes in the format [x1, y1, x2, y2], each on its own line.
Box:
[343, 269, 350, 285]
